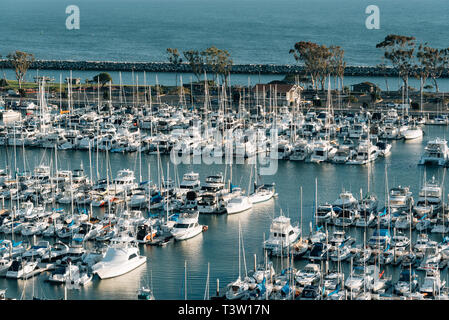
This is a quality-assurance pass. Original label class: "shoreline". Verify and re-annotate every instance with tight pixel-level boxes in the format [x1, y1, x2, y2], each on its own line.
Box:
[2, 59, 447, 78]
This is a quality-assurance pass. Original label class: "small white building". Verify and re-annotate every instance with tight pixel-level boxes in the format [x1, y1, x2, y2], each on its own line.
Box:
[252, 83, 303, 106]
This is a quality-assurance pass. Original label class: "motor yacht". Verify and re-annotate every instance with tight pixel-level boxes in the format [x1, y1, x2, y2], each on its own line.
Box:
[170, 211, 204, 240]
[6, 259, 38, 279]
[308, 139, 337, 163]
[389, 186, 414, 213]
[347, 139, 379, 165]
[92, 237, 146, 279]
[414, 176, 442, 218]
[179, 172, 201, 194]
[263, 215, 300, 256]
[403, 125, 423, 140]
[419, 138, 449, 166]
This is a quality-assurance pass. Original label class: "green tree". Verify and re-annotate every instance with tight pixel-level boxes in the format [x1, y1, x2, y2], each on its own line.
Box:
[93, 72, 112, 88]
[166, 48, 183, 87]
[376, 35, 416, 102]
[183, 50, 204, 82]
[416, 45, 449, 93]
[201, 46, 233, 86]
[289, 41, 331, 91]
[7, 51, 35, 89]
[329, 45, 346, 93]
[376, 56, 390, 92]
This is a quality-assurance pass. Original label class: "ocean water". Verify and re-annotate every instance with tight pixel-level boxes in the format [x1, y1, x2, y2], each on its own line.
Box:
[1, 125, 449, 299]
[1, 0, 448, 66]
[1, 0, 449, 90]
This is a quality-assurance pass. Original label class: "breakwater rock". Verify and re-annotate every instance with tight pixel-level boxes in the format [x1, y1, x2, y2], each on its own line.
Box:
[1, 59, 448, 78]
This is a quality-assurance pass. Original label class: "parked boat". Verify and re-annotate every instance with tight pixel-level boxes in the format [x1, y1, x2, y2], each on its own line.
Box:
[170, 211, 204, 241]
[92, 237, 146, 279]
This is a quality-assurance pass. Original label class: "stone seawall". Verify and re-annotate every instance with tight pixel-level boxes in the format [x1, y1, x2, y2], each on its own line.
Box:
[1, 59, 448, 78]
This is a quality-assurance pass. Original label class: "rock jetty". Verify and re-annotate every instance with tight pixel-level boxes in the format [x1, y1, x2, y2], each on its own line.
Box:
[1, 59, 448, 77]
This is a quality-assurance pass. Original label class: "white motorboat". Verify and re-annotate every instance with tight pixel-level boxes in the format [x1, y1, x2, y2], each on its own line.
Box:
[200, 173, 225, 194]
[138, 287, 156, 300]
[108, 169, 138, 194]
[0, 258, 12, 274]
[22, 240, 50, 259]
[345, 266, 373, 292]
[263, 215, 300, 255]
[197, 193, 226, 214]
[419, 138, 449, 166]
[402, 125, 423, 140]
[92, 238, 146, 279]
[316, 203, 336, 224]
[346, 139, 379, 165]
[308, 139, 337, 163]
[289, 139, 311, 161]
[356, 194, 378, 227]
[41, 242, 69, 262]
[179, 172, 201, 194]
[394, 269, 419, 295]
[6, 259, 38, 279]
[329, 245, 352, 262]
[413, 176, 442, 218]
[332, 146, 354, 164]
[332, 191, 358, 227]
[417, 245, 442, 271]
[376, 141, 392, 157]
[225, 277, 250, 300]
[170, 211, 204, 241]
[368, 229, 391, 250]
[389, 186, 414, 212]
[271, 140, 292, 160]
[295, 263, 321, 287]
[333, 191, 358, 210]
[420, 269, 445, 295]
[48, 263, 80, 284]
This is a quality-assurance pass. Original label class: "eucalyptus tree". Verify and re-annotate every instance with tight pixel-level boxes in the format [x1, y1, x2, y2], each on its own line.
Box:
[376, 56, 390, 92]
[7, 50, 35, 89]
[376, 34, 416, 104]
[329, 45, 346, 93]
[415, 43, 432, 112]
[183, 50, 204, 82]
[92, 72, 112, 88]
[417, 45, 449, 93]
[289, 41, 331, 92]
[166, 48, 183, 87]
[201, 46, 233, 87]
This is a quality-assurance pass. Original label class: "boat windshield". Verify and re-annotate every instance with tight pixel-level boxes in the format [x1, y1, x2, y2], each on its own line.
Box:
[174, 223, 190, 229]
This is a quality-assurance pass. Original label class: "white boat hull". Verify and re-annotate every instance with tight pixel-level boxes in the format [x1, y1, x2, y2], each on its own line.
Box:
[93, 256, 146, 279]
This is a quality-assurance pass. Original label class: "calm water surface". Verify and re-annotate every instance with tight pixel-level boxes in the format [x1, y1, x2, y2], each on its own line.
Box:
[1, 125, 449, 299]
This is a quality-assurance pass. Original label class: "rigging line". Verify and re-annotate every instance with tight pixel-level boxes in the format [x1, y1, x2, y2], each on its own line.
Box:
[38, 147, 48, 168]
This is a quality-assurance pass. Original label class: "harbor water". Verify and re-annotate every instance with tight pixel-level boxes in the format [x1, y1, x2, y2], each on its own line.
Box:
[1, 124, 449, 299]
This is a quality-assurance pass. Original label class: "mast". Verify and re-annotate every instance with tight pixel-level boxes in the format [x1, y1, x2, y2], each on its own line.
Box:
[300, 186, 303, 239]
[315, 178, 318, 228]
[184, 260, 188, 300]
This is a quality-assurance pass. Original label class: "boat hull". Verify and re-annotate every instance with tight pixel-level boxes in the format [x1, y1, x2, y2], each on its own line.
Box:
[93, 256, 146, 279]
